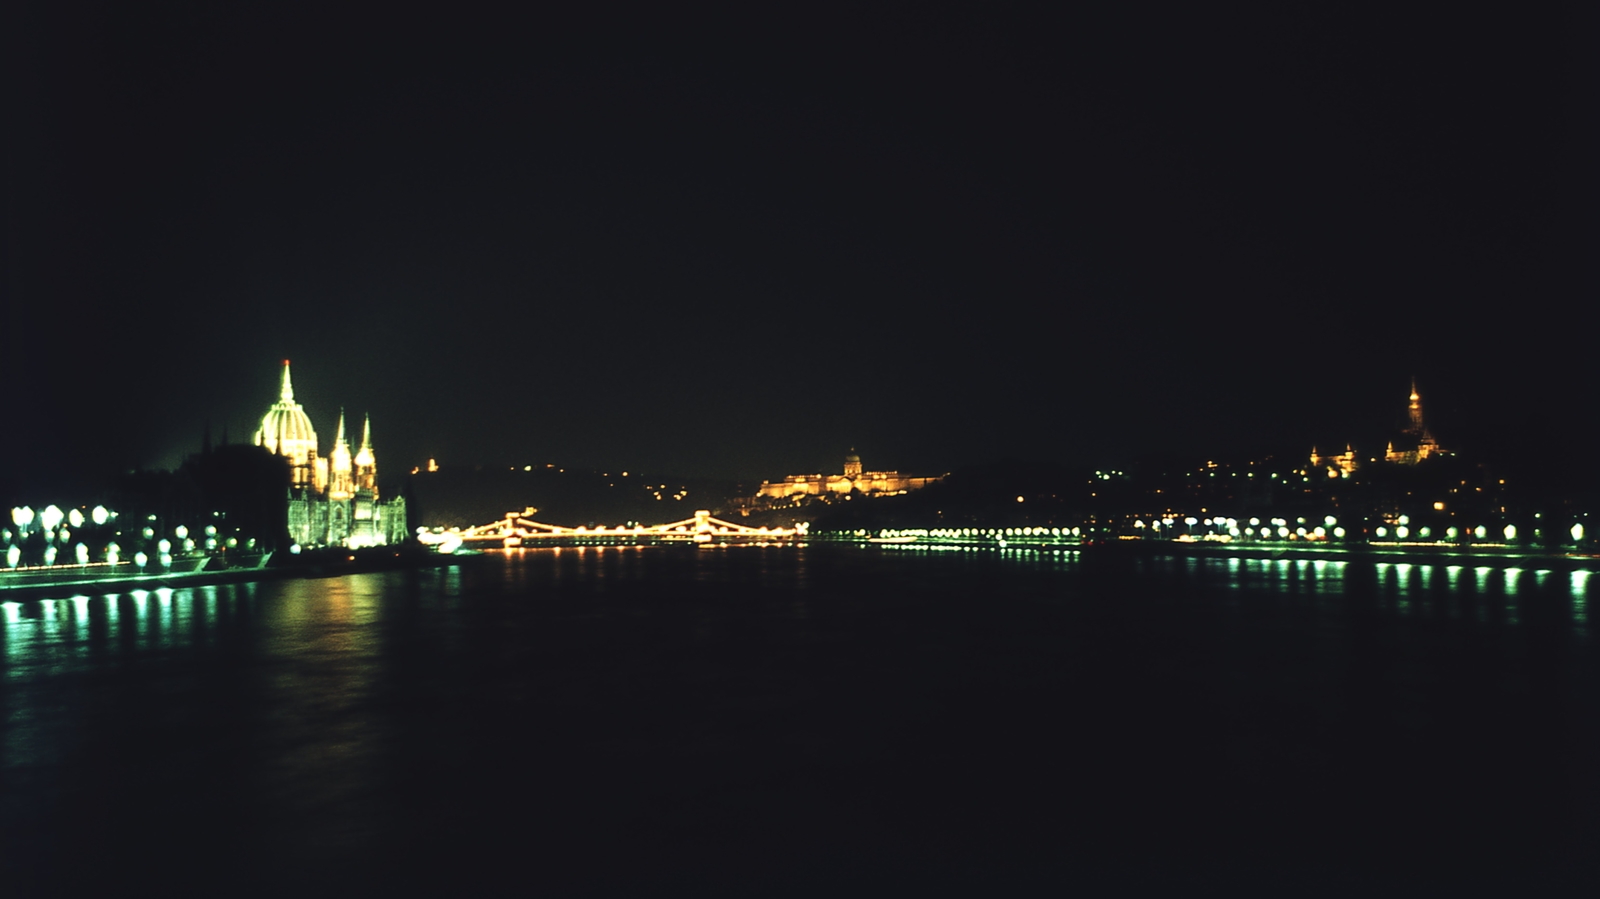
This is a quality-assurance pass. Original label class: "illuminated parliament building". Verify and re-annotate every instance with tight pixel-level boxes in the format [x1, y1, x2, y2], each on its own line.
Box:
[756, 450, 944, 499]
[254, 361, 407, 548]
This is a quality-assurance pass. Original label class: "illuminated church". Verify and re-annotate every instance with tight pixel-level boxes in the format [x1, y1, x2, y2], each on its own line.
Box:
[756, 449, 944, 499]
[254, 361, 407, 548]
[1383, 379, 1447, 465]
[1309, 379, 1450, 476]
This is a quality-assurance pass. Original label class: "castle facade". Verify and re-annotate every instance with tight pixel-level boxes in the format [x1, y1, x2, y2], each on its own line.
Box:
[755, 450, 944, 499]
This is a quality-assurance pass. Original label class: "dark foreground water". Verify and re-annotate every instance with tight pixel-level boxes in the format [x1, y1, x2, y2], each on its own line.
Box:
[3, 546, 1599, 895]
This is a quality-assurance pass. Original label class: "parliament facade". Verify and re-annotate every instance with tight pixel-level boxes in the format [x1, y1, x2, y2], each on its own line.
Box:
[254, 361, 407, 548]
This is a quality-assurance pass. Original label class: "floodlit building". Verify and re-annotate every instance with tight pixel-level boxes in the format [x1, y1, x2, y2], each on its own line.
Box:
[253, 361, 406, 547]
[1309, 445, 1359, 477]
[1309, 379, 1451, 476]
[756, 449, 944, 499]
[1384, 379, 1448, 465]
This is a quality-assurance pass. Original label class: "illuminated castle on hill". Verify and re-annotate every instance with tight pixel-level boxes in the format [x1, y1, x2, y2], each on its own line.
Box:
[253, 361, 406, 548]
[756, 449, 944, 499]
[1309, 379, 1450, 476]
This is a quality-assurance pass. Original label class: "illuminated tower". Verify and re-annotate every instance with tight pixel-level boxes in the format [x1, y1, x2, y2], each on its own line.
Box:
[328, 409, 354, 501]
[254, 360, 321, 489]
[844, 449, 862, 481]
[1406, 378, 1425, 435]
[1386, 379, 1444, 464]
[354, 414, 378, 496]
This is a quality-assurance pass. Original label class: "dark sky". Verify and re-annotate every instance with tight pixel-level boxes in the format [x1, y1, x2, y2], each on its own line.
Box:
[6, 4, 1596, 493]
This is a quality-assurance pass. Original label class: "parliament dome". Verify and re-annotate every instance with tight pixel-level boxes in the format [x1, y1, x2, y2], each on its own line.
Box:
[254, 361, 319, 469]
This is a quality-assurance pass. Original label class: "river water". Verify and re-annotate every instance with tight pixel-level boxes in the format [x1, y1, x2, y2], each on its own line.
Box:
[3, 545, 1598, 895]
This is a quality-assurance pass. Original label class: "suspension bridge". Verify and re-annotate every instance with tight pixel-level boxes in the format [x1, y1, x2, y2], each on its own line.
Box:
[422, 508, 806, 548]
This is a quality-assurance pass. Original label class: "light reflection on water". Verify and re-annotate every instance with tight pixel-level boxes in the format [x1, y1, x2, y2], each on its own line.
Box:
[1121, 552, 1597, 635]
[1, 546, 1599, 892]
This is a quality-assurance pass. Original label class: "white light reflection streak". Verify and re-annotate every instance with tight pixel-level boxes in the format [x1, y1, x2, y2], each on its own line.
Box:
[1505, 568, 1522, 624]
[1573, 571, 1591, 634]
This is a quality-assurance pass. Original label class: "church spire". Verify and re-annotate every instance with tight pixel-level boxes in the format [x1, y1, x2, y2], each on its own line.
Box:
[1407, 377, 1424, 434]
[334, 407, 347, 447]
[280, 360, 296, 402]
[354, 413, 377, 494]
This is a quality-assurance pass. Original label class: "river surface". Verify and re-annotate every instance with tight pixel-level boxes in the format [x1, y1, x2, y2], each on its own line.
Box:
[3, 545, 1599, 895]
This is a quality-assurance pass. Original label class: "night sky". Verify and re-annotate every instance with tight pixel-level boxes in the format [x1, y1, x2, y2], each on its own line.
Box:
[7, 5, 1596, 494]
